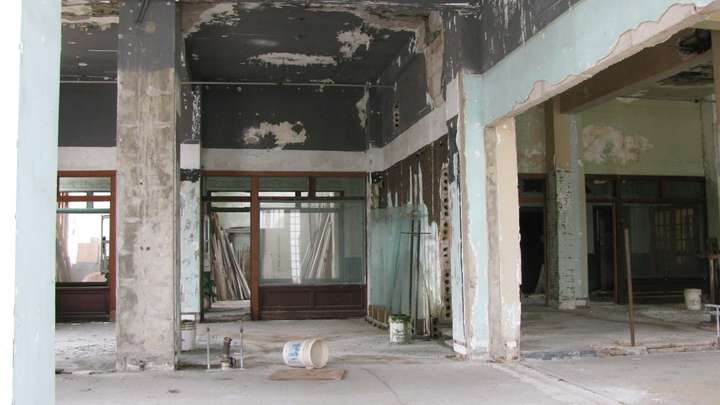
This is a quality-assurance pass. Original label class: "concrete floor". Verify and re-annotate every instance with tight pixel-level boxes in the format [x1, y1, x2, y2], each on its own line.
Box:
[57, 351, 720, 404]
[56, 315, 720, 404]
[56, 302, 719, 372]
[522, 302, 718, 358]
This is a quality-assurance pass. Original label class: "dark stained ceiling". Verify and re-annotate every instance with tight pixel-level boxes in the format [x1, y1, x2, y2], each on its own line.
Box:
[61, 1, 474, 83]
[184, 3, 417, 83]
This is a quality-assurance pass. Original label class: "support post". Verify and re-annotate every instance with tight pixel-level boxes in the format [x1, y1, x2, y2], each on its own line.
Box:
[544, 99, 588, 310]
[116, 0, 181, 371]
[485, 118, 522, 361]
[2, 1, 60, 403]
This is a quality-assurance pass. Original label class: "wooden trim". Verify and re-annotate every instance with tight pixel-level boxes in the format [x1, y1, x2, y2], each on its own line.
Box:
[202, 170, 367, 178]
[250, 176, 260, 320]
[58, 195, 112, 202]
[56, 170, 117, 320]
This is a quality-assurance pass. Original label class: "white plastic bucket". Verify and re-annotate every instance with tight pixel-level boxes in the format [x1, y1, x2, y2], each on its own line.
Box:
[684, 288, 703, 311]
[389, 314, 411, 344]
[180, 321, 197, 351]
[282, 339, 328, 369]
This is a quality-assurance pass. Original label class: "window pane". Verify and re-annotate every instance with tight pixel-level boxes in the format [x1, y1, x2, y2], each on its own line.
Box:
[518, 178, 545, 199]
[59, 177, 111, 193]
[67, 201, 89, 209]
[91, 201, 111, 209]
[56, 212, 110, 283]
[664, 180, 704, 199]
[210, 201, 250, 210]
[259, 176, 308, 193]
[619, 180, 659, 199]
[259, 201, 365, 286]
[203, 176, 251, 194]
[316, 177, 365, 197]
[587, 179, 614, 199]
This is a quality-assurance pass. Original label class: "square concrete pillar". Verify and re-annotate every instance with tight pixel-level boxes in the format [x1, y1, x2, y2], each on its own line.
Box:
[116, 0, 181, 371]
[180, 143, 201, 316]
[1, 1, 60, 403]
[544, 99, 588, 310]
[451, 75, 521, 360]
[485, 118, 522, 361]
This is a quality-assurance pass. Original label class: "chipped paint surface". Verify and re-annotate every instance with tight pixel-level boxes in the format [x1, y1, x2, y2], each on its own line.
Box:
[356, 89, 370, 129]
[243, 121, 308, 149]
[185, 3, 236, 37]
[338, 27, 373, 58]
[583, 125, 653, 165]
[250, 52, 337, 66]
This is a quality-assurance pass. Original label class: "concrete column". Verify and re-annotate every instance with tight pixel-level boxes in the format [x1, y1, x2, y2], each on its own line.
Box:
[701, 100, 720, 241]
[451, 75, 521, 359]
[116, 0, 181, 371]
[705, 32, 720, 242]
[180, 142, 201, 316]
[544, 99, 588, 310]
[1, 1, 60, 403]
[485, 118, 522, 361]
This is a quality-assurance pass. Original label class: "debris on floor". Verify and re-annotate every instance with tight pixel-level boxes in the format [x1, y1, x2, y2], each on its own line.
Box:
[269, 368, 346, 381]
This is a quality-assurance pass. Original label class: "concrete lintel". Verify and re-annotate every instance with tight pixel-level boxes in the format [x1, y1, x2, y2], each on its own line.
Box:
[558, 31, 712, 114]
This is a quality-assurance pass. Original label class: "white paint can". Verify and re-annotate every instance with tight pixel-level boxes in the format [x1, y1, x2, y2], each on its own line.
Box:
[180, 320, 197, 351]
[282, 339, 328, 369]
[389, 314, 411, 344]
[684, 288, 703, 311]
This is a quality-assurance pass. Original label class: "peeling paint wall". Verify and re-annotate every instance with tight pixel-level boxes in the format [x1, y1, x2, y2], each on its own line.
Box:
[454, 0, 716, 358]
[202, 85, 367, 151]
[367, 136, 451, 329]
[516, 99, 705, 176]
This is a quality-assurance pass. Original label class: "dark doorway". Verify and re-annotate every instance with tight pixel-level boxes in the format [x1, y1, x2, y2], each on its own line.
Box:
[520, 207, 545, 295]
[588, 205, 615, 301]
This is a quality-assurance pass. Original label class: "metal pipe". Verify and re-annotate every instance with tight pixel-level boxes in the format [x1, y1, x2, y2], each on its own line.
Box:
[59, 80, 394, 89]
[624, 227, 636, 347]
[136, 0, 151, 24]
[184, 81, 393, 89]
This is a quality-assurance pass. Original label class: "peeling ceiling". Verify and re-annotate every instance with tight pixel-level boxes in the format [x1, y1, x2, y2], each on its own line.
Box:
[619, 64, 715, 103]
[61, 0, 470, 83]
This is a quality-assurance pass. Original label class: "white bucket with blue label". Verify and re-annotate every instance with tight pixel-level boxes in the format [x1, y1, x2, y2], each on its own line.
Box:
[282, 338, 329, 369]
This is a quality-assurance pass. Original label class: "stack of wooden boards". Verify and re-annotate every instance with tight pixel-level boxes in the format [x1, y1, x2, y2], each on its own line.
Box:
[210, 213, 251, 301]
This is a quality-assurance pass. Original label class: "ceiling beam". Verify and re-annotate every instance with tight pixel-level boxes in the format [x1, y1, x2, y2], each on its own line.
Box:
[558, 33, 712, 114]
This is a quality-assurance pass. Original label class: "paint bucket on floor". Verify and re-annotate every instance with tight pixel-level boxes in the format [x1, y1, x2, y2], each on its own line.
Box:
[282, 339, 328, 369]
[389, 314, 411, 344]
[684, 288, 703, 311]
[180, 320, 197, 351]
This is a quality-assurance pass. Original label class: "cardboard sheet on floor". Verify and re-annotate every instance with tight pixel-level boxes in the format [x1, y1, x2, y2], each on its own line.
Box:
[269, 368, 346, 381]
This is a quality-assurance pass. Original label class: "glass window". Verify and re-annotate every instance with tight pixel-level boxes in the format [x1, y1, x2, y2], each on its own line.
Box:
[664, 180, 704, 200]
[259, 176, 309, 193]
[259, 201, 365, 286]
[316, 177, 365, 198]
[59, 177, 111, 193]
[518, 178, 545, 199]
[91, 201, 111, 209]
[619, 180, 659, 199]
[587, 179, 614, 199]
[56, 212, 111, 283]
[203, 176, 251, 194]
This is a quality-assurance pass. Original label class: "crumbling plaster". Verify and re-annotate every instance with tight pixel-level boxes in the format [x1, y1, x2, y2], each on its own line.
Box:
[456, 0, 720, 358]
[515, 99, 706, 176]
